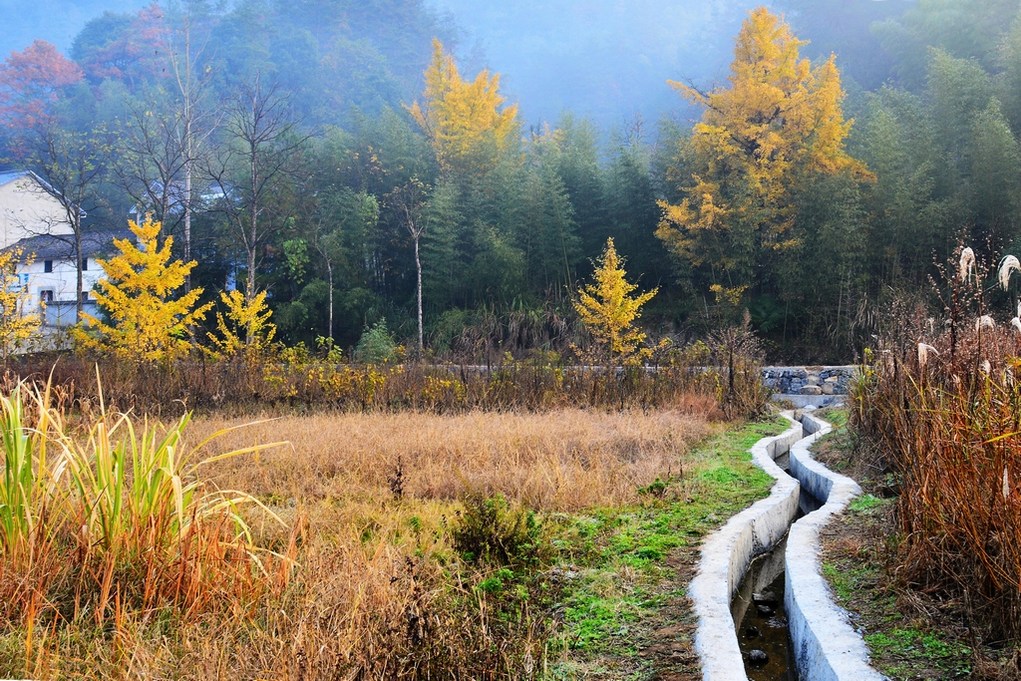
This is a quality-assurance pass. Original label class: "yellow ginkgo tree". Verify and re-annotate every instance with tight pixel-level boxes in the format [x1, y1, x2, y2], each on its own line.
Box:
[407, 39, 519, 176]
[206, 288, 276, 360]
[77, 215, 211, 363]
[574, 237, 658, 366]
[656, 7, 870, 306]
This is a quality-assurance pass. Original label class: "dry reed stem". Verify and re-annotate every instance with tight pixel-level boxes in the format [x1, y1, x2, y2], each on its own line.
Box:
[856, 275, 1021, 643]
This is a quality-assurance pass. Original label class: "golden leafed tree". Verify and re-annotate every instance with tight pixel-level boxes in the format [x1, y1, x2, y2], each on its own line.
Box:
[407, 39, 519, 175]
[657, 7, 869, 303]
[206, 288, 276, 360]
[77, 215, 211, 363]
[575, 237, 658, 366]
[0, 248, 41, 360]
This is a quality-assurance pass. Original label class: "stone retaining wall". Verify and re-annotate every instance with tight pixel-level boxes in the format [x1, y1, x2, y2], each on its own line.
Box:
[761, 365, 857, 396]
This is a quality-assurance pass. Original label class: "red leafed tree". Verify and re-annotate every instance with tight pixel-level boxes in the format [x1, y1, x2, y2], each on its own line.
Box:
[0, 40, 83, 131]
[77, 3, 169, 87]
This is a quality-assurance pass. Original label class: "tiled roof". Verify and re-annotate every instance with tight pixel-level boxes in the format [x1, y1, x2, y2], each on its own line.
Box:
[7, 230, 135, 261]
[0, 170, 30, 187]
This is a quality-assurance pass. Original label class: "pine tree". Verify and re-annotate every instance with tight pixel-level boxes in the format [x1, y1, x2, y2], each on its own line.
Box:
[77, 216, 211, 363]
[574, 237, 657, 366]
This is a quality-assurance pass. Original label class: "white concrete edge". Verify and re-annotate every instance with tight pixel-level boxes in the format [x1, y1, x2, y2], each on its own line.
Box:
[785, 412, 889, 681]
[689, 412, 803, 681]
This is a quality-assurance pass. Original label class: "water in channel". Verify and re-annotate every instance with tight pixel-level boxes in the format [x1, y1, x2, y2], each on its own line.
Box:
[730, 482, 823, 680]
[731, 534, 798, 681]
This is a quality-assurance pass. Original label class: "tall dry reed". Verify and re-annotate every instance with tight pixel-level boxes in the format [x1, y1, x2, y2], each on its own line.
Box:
[0, 381, 292, 679]
[854, 245, 1021, 641]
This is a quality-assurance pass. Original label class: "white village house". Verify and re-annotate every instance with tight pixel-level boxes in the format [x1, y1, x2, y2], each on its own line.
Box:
[0, 170, 128, 337]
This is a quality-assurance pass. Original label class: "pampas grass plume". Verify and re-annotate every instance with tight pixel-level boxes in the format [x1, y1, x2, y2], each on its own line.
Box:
[918, 343, 938, 368]
[999, 255, 1020, 291]
[960, 247, 976, 282]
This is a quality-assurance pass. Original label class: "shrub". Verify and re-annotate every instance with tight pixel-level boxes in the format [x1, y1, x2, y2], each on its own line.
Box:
[354, 319, 400, 364]
[452, 493, 542, 566]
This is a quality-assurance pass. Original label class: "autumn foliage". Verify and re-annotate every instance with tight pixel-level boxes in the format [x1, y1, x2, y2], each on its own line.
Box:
[206, 288, 277, 360]
[574, 237, 658, 365]
[0, 40, 82, 132]
[0, 249, 41, 360]
[76, 215, 211, 363]
[657, 8, 869, 305]
[408, 39, 519, 175]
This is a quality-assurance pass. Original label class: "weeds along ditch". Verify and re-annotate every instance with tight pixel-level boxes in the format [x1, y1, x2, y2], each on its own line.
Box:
[0, 348, 775, 679]
[853, 246, 1021, 651]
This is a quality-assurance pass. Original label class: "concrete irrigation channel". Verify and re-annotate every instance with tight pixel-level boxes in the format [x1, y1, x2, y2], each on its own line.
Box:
[688, 409, 888, 681]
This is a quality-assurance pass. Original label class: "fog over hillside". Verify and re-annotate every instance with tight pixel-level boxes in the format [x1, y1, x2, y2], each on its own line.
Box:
[427, 0, 770, 128]
[3, 0, 913, 131]
[0, 0, 150, 58]
[426, 0, 913, 128]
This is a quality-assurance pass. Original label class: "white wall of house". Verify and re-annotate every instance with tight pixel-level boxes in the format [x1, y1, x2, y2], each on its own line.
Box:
[20, 256, 102, 328]
[0, 174, 73, 249]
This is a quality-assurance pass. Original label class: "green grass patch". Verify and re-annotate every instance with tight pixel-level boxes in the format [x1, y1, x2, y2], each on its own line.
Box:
[821, 560, 886, 605]
[816, 406, 848, 428]
[547, 413, 790, 676]
[864, 629, 971, 678]
[848, 493, 887, 513]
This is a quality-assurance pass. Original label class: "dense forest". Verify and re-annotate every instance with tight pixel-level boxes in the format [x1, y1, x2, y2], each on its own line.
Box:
[2, 0, 1021, 362]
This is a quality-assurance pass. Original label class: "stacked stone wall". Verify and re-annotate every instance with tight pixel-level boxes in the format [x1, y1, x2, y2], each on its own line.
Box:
[761, 366, 857, 396]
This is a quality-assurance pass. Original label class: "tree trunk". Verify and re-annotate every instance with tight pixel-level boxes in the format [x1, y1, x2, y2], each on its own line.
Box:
[182, 24, 193, 291]
[184, 118, 192, 288]
[74, 220, 83, 322]
[326, 257, 334, 342]
[247, 139, 258, 307]
[415, 234, 423, 357]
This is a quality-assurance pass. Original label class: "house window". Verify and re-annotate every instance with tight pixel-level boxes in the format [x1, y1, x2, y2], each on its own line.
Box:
[40, 290, 54, 304]
[81, 291, 91, 303]
[43, 260, 53, 273]
[81, 257, 88, 271]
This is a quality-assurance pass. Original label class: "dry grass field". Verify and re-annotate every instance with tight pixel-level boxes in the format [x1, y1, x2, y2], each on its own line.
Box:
[3, 406, 722, 680]
[194, 409, 717, 512]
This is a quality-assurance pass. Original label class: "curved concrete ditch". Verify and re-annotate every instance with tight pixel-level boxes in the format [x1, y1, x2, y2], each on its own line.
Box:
[688, 410, 888, 681]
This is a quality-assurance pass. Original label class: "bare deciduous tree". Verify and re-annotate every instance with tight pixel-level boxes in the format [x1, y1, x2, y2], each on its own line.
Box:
[205, 76, 307, 300]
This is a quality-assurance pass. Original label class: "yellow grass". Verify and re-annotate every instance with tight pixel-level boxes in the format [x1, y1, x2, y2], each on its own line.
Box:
[6, 408, 717, 679]
[193, 409, 716, 513]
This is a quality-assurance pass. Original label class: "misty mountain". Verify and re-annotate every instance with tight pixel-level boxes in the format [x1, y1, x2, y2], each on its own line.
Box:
[3, 0, 919, 131]
[421, 1, 919, 129]
[427, 0, 775, 129]
[0, 0, 149, 58]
